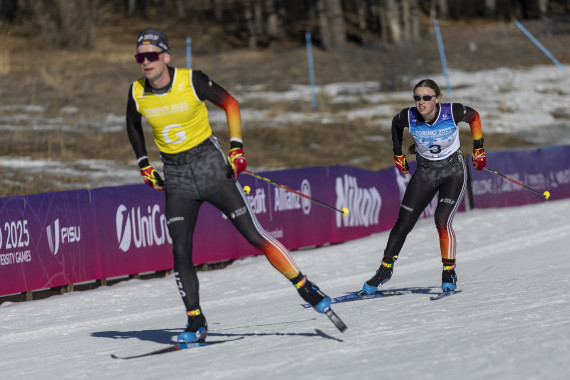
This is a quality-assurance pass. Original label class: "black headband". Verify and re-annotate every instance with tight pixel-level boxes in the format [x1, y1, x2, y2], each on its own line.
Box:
[136, 27, 169, 52]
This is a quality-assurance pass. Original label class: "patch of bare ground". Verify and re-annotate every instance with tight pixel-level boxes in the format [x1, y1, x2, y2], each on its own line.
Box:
[1, 15, 568, 197]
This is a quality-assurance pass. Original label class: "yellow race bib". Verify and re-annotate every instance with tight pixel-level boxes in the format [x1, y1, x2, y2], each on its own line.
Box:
[132, 68, 212, 154]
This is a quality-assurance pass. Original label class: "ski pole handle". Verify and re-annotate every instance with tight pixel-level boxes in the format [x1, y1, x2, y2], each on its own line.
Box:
[483, 167, 550, 200]
[244, 170, 349, 215]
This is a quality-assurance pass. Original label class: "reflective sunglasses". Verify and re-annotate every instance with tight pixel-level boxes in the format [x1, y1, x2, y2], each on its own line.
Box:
[413, 94, 437, 101]
[134, 51, 165, 64]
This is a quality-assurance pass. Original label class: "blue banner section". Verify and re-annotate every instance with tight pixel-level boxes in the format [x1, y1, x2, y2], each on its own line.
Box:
[1, 146, 568, 297]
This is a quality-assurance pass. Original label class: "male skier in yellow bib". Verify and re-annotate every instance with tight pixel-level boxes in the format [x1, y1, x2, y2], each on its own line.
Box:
[126, 28, 341, 343]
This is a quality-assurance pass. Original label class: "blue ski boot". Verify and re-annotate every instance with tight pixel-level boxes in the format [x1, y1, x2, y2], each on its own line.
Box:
[177, 307, 208, 343]
[293, 274, 331, 314]
[358, 260, 394, 295]
[441, 264, 457, 292]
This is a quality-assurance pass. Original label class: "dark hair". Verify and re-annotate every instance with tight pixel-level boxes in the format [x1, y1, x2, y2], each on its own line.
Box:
[413, 79, 441, 96]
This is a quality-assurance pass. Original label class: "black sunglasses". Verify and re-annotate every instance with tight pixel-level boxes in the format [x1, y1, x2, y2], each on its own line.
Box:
[135, 51, 165, 64]
[413, 94, 437, 101]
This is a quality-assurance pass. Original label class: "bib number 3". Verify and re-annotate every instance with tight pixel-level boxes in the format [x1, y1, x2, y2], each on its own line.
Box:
[429, 145, 442, 154]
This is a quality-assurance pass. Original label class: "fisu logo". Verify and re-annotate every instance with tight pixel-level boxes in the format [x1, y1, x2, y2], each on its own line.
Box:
[46, 219, 60, 255]
[116, 204, 171, 252]
[46, 218, 81, 255]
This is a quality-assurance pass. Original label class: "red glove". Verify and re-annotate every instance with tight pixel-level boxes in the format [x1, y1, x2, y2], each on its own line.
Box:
[472, 148, 486, 170]
[140, 165, 164, 190]
[394, 154, 409, 174]
[228, 147, 247, 179]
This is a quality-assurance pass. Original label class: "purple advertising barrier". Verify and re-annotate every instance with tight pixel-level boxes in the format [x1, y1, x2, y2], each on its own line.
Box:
[191, 168, 336, 265]
[90, 185, 173, 278]
[0, 196, 28, 295]
[329, 165, 402, 243]
[244, 167, 338, 249]
[193, 164, 467, 264]
[1, 161, 473, 298]
[191, 166, 388, 266]
[250, 165, 400, 246]
[329, 163, 466, 243]
[96, 164, 455, 269]
[0, 190, 96, 296]
[469, 146, 570, 208]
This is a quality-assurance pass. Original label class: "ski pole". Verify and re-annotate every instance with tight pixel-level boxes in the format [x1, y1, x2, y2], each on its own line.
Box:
[243, 169, 349, 215]
[483, 167, 550, 200]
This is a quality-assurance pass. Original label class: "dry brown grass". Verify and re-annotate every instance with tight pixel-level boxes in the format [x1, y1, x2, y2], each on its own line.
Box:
[2, 16, 567, 197]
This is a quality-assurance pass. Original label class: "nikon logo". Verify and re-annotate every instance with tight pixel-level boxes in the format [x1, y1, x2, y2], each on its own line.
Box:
[335, 175, 381, 228]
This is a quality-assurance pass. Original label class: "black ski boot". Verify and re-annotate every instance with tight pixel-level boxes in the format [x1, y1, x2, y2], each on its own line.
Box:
[359, 259, 394, 295]
[177, 307, 208, 343]
[292, 274, 331, 314]
[442, 264, 457, 292]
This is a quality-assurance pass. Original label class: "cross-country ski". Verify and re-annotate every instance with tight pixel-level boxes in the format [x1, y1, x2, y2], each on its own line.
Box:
[111, 337, 244, 360]
[429, 290, 462, 301]
[301, 290, 403, 308]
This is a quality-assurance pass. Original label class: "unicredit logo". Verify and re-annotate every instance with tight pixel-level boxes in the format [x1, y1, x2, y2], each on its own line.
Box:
[116, 204, 171, 252]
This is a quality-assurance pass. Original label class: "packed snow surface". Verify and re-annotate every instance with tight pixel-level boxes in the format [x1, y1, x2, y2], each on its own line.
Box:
[1, 198, 568, 380]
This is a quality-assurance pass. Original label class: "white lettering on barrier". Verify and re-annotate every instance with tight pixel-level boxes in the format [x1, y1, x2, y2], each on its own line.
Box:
[335, 175, 381, 228]
[269, 229, 284, 239]
[62, 226, 81, 244]
[248, 188, 267, 214]
[274, 188, 301, 211]
[272, 180, 312, 216]
[15, 250, 31, 263]
[527, 173, 546, 187]
[0, 220, 33, 267]
[300, 180, 312, 215]
[2, 220, 30, 250]
[0, 253, 15, 266]
[116, 204, 171, 252]
[472, 179, 494, 195]
[0, 251, 31, 266]
[554, 169, 570, 184]
[501, 173, 523, 192]
[47, 219, 82, 255]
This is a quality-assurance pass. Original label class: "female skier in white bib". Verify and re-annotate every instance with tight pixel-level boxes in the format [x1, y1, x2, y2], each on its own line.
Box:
[359, 79, 486, 294]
